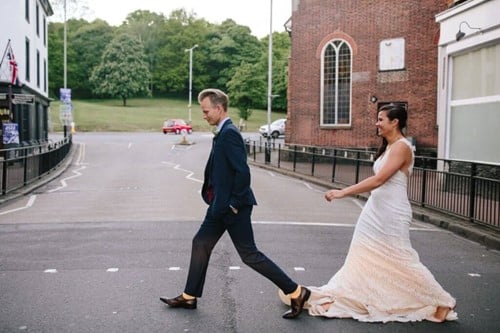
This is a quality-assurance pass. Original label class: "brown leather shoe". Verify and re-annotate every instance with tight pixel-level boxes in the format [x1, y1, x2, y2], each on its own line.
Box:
[282, 287, 310, 319]
[160, 294, 197, 309]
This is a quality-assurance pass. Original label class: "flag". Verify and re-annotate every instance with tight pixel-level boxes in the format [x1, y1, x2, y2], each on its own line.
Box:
[7, 43, 19, 86]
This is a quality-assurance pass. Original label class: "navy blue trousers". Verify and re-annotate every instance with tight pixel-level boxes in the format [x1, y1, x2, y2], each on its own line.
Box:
[184, 205, 298, 297]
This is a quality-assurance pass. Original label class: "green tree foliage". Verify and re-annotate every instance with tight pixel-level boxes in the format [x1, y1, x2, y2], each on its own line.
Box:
[89, 33, 151, 106]
[227, 62, 265, 121]
[118, 10, 166, 96]
[70, 19, 114, 97]
[203, 19, 261, 89]
[47, 7, 291, 114]
[48, 22, 64, 97]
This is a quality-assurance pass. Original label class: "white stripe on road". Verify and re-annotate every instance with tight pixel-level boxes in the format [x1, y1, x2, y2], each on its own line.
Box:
[0, 195, 37, 216]
[252, 220, 439, 231]
[161, 161, 203, 183]
[48, 143, 87, 193]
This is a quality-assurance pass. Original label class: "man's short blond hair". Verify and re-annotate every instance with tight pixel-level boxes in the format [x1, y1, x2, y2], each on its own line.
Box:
[198, 89, 228, 111]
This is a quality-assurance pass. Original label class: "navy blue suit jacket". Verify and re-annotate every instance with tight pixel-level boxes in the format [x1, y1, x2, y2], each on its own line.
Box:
[201, 119, 257, 219]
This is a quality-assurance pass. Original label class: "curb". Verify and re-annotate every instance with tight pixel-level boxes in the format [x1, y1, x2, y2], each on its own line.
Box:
[249, 160, 500, 251]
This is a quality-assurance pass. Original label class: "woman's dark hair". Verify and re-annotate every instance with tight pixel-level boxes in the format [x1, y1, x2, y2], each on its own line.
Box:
[374, 104, 408, 160]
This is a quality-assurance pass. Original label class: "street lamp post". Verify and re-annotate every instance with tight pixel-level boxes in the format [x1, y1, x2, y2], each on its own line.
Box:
[265, 0, 273, 164]
[185, 44, 198, 124]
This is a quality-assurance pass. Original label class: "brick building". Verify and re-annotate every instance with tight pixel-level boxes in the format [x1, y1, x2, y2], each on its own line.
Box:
[286, 0, 450, 154]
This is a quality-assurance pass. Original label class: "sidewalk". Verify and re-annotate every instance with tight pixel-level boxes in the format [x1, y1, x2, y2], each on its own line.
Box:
[249, 160, 500, 251]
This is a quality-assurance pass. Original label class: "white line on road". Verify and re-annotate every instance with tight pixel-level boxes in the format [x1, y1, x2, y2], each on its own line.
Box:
[0, 195, 37, 216]
[47, 165, 87, 193]
[161, 161, 203, 183]
[252, 220, 439, 231]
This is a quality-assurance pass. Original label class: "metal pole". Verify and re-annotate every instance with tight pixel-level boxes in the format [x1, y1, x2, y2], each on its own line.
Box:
[63, 0, 67, 89]
[63, 0, 67, 137]
[265, 0, 273, 164]
[185, 44, 198, 124]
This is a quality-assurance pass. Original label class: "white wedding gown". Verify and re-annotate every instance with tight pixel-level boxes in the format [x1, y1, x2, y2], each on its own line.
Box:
[291, 139, 458, 322]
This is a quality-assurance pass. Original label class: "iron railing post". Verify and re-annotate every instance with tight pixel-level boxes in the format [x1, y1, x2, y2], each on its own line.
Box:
[311, 147, 316, 176]
[421, 157, 428, 207]
[331, 149, 337, 183]
[469, 163, 477, 222]
[355, 151, 361, 183]
[293, 145, 297, 172]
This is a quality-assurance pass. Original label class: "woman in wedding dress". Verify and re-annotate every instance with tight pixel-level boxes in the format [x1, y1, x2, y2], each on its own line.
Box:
[281, 104, 457, 323]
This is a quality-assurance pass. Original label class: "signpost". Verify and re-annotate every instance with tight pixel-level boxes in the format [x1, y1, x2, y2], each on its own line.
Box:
[59, 88, 73, 137]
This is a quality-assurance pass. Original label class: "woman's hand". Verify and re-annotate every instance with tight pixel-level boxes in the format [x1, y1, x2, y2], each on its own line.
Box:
[325, 189, 345, 202]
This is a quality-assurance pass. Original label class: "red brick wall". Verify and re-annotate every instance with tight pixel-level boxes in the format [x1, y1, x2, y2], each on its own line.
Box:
[287, 0, 448, 151]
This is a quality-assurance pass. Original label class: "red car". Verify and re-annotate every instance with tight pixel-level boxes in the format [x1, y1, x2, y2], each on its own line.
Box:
[162, 119, 193, 135]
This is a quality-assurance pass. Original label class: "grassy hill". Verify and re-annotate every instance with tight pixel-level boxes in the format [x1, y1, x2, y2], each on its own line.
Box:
[49, 98, 286, 133]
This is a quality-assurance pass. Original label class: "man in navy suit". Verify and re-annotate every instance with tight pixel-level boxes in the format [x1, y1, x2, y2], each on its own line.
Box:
[160, 88, 310, 319]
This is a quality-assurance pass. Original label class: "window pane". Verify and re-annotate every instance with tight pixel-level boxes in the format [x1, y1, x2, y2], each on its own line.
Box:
[323, 44, 336, 124]
[322, 40, 351, 125]
[452, 44, 500, 100]
[450, 102, 500, 163]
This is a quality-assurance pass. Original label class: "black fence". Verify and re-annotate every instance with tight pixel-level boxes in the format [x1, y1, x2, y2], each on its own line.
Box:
[246, 140, 500, 231]
[0, 138, 72, 196]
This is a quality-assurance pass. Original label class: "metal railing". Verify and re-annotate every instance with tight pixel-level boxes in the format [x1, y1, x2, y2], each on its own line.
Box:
[0, 138, 72, 196]
[246, 140, 500, 231]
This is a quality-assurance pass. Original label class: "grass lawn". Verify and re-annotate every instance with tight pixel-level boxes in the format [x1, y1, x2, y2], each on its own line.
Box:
[49, 97, 287, 133]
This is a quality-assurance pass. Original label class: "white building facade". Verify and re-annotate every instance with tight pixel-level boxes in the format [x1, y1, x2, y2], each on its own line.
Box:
[0, 0, 53, 148]
[436, 0, 500, 164]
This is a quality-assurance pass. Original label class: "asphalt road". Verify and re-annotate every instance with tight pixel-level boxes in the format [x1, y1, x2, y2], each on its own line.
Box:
[0, 132, 499, 333]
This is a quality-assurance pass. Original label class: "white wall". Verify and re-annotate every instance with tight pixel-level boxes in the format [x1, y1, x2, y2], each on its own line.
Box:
[0, 0, 51, 97]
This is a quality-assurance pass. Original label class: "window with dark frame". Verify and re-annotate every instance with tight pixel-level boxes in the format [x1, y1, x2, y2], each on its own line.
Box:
[25, 38, 30, 82]
[36, 50, 40, 87]
[25, 0, 30, 22]
[321, 40, 352, 126]
[36, 3, 40, 36]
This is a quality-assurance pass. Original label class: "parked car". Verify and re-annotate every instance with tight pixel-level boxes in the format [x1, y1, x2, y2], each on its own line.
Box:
[162, 119, 193, 135]
[259, 118, 286, 138]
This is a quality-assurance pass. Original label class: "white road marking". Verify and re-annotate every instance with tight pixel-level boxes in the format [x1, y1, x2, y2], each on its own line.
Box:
[44, 269, 57, 273]
[128, 142, 132, 149]
[229, 266, 241, 270]
[294, 267, 305, 271]
[47, 165, 86, 193]
[107, 268, 119, 272]
[168, 267, 181, 271]
[0, 195, 37, 216]
[48, 143, 87, 193]
[468, 273, 481, 277]
[252, 220, 439, 231]
[161, 161, 203, 183]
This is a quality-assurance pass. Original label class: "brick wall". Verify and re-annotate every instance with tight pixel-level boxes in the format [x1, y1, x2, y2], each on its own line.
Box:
[287, 0, 449, 152]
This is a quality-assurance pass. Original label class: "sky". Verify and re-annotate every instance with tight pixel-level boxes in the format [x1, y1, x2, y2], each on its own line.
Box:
[82, 0, 292, 38]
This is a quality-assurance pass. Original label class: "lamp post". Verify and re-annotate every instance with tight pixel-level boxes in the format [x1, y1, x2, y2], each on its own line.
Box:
[265, 0, 273, 164]
[185, 44, 198, 123]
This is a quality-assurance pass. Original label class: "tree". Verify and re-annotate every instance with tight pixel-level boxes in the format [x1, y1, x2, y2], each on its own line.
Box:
[227, 62, 266, 121]
[118, 10, 166, 96]
[70, 19, 114, 98]
[202, 19, 261, 89]
[90, 33, 151, 106]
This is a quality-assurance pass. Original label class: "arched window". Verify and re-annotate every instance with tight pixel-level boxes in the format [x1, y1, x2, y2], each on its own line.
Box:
[321, 40, 352, 126]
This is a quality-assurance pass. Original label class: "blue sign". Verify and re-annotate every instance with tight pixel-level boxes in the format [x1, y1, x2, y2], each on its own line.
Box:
[60, 88, 72, 104]
[3, 122, 19, 144]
